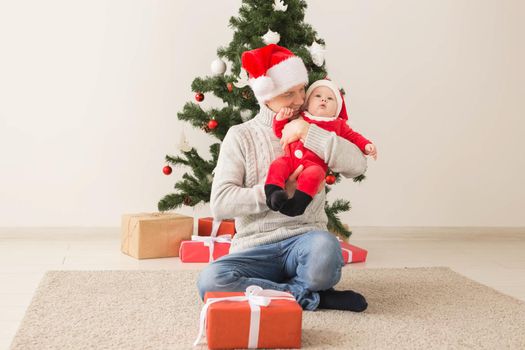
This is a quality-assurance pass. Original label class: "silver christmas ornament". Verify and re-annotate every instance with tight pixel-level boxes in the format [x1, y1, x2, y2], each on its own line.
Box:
[210, 58, 227, 75]
[240, 109, 252, 122]
[308, 41, 326, 67]
[178, 130, 191, 152]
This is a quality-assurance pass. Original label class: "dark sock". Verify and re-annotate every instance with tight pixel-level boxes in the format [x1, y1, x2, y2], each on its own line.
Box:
[264, 184, 288, 211]
[279, 190, 312, 217]
[318, 289, 368, 312]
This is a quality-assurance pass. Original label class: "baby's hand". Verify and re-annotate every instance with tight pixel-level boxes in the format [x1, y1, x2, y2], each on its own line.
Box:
[365, 144, 378, 160]
[275, 107, 294, 121]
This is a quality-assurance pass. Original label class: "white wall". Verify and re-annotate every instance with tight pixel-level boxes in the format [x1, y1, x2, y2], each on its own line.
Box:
[0, 0, 524, 227]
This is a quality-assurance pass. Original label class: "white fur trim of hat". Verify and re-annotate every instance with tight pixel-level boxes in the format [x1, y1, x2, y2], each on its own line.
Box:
[305, 79, 343, 117]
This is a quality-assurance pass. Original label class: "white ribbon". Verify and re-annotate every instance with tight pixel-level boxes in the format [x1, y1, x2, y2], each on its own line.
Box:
[337, 237, 353, 263]
[191, 219, 232, 262]
[193, 285, 296, 348]
[190, 235, 232, 262]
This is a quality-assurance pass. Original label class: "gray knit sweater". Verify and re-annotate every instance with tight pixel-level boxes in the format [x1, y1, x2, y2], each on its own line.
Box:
[210, 103, 368, 253]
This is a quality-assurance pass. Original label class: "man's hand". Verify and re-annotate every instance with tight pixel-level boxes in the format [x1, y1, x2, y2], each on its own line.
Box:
[317, 180, 325, 194]
[285, 165, 303, 198]
[275, 107, 295, 121]
[280, 117, 310, 150]
[365, 143, 378, 160]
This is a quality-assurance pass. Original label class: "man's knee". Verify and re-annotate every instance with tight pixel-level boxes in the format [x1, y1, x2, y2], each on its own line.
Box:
[307, 231, 341, 258]
[301, 231, 343, 290]
[304, 267, 341, 291]
[197, 265, 240, 300]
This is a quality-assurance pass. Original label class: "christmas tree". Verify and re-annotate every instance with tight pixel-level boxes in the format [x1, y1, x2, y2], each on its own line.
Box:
[158, 0, 364, 238]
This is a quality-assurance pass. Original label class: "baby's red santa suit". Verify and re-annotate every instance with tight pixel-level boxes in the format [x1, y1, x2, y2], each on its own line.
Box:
[241, 44, 372, 217]
[267, 79, 372, 216]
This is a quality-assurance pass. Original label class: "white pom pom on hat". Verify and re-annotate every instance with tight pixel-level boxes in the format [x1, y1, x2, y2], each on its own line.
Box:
[241, 44, 308, 103]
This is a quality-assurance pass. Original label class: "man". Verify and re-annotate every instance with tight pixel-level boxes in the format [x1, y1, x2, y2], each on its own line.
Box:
[197, 44, 368, 312]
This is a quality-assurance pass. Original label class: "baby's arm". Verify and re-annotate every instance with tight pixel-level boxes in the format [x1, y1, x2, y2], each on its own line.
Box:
[364, 144, 377, 160]
[273, 107, 295, 138]
[339, 122, 378, 160]
[282, 118, 367, 177]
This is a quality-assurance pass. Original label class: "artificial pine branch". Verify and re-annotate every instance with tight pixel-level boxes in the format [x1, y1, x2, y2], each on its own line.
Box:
[160, 143, 219, 211]
[165, 154, 190, 167]
[326, 198, 352, 239]
[353, 174, 366, 182]
[177, 103, 209, 129]
[158, 193, 187, 211]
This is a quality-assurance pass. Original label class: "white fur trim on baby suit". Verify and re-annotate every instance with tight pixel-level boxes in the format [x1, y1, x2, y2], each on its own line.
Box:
[249, 56, 308, 103]
[303, 111, 338, 122]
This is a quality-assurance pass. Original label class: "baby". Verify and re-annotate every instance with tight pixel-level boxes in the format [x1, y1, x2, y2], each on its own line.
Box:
[265, 79, 377, 217]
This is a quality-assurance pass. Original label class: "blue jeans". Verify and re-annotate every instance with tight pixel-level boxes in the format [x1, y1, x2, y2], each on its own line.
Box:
[196, 230, 344, 310]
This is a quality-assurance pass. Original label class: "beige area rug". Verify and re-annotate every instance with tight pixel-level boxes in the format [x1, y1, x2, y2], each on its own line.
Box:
[10, 267, 525, 349]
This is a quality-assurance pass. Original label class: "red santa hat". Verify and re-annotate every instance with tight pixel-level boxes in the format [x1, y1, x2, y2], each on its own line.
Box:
[304, 79, 348, 120]
[241, 44, 309, 103]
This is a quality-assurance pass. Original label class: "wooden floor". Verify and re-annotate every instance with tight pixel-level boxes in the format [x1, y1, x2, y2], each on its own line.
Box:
[1, 227, 524, 350]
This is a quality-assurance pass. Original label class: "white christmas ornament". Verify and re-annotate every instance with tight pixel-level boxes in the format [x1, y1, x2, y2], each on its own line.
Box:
[206, 174, 213, 182]
[178, 130, 191, 152]
[308, 41, 326, 67]
[233, 68, 249, 88]
[273, 0, 288, 12]
[210, 58, 227, 75]
[240, 109, 252, 122]
[262, 29, 280, 45]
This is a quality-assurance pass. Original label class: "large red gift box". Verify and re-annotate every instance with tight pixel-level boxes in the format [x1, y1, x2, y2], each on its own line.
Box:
[198, 217, 236, 237]
[194, 287, 302, 349]
[179, 239, 231, 263]
[340, 240, 368, 264]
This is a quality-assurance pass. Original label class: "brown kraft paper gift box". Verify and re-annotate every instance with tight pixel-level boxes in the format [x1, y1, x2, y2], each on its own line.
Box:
[121, 212, 193, 259]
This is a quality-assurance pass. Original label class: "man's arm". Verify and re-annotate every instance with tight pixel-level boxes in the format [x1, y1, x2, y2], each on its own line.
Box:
[210, 128, 268, 220]
[303, 123, 367, 178]
[279, 118, 367, 178]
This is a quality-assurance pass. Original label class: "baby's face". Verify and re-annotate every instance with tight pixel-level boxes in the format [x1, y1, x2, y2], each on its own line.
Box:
[306, 86, 337, 118]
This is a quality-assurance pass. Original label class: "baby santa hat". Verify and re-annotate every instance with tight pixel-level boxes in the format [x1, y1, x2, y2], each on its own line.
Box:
[241, 44, 308, 103]
[304, 79, 349, 120]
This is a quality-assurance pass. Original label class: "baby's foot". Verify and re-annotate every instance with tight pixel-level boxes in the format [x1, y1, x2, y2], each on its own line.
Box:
[265, 184, 288, 211]
[279, 190, 312, 217]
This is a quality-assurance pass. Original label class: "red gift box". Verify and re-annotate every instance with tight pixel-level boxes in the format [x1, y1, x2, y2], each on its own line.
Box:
[194, 286, 302, 349]
[179, 238, 231, 263]
[198, 217, 236, 237]
[339, 239, 368, 264]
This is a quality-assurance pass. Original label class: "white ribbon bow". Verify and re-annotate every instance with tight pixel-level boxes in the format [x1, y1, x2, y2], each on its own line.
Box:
[190, 236, 231, 262]
[191, 219, 232, 262]
[193, 285, 296, 348]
